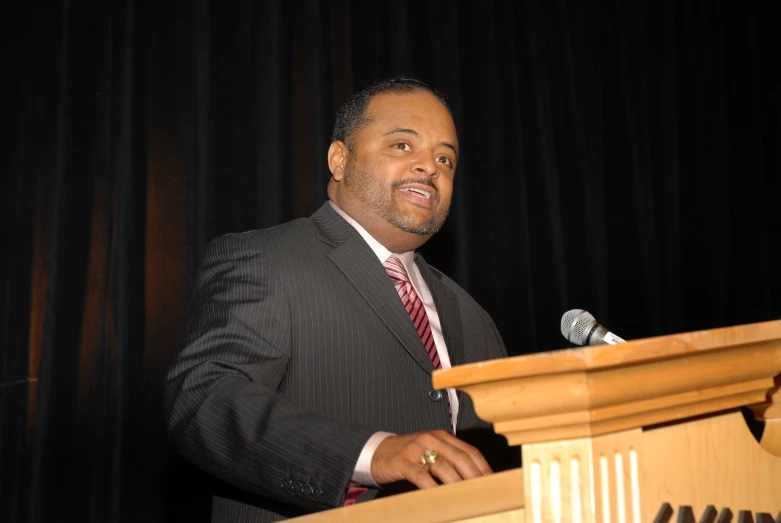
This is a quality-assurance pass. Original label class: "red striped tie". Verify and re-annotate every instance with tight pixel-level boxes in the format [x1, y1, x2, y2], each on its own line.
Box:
[384, 254, 454, 434]
[343, 255, 456, 506]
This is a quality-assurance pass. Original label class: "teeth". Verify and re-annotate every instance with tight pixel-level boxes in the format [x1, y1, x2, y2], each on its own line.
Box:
[400, 187, 431, 199]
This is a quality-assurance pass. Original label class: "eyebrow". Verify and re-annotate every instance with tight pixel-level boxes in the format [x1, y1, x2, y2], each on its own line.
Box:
[382, 128, 459, 160]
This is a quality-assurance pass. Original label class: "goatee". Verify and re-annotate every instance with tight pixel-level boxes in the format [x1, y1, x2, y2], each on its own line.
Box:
[343, 165, 450, 235]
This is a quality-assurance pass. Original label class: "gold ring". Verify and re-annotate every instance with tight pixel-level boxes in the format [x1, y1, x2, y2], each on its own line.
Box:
[420, 449, 438, 466]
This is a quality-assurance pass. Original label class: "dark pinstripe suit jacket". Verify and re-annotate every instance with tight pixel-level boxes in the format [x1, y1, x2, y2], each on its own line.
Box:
[163, 202, 509, 522]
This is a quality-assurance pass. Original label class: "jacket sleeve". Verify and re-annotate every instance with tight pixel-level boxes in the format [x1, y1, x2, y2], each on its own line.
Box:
[162, 234, 377, 511]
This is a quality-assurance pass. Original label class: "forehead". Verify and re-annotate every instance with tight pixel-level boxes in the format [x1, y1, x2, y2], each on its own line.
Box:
[360, 91, 457, 144]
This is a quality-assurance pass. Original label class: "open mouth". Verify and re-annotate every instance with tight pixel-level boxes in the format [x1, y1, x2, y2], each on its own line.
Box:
[398, 187, 432, 200]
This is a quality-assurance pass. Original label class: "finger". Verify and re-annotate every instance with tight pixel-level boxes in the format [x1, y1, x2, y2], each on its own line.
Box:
[403, 461, 439, 490]
[397, 440, 441, 489]
[444, 438, 493, 475]
[435, 445, 484, 480]
[421, 432, 491, 478]
[427, 431, 493, 476]
[413, 433, 483, 480]
[427, 459, 462, 484]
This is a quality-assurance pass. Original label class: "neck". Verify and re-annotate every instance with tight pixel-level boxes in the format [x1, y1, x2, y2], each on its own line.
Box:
[367, 223, 427, 254]
[328, 196, 430, 254]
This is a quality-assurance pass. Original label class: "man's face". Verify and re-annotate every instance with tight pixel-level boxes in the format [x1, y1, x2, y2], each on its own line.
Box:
[332, 91, 458, 245]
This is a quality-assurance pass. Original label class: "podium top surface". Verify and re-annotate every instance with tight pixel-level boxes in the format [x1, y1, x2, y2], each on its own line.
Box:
[432, 319, 781, 444]
[434, 319, 781, 389]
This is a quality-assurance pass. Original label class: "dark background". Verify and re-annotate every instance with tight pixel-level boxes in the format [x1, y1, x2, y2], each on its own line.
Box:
[2, 1, 780, 522]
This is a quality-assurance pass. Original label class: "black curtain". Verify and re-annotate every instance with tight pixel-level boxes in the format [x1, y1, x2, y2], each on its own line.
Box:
[2, 1, 779, 522]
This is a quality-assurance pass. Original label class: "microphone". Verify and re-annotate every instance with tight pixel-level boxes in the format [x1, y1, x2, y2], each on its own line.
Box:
[560, 309, 626, 346]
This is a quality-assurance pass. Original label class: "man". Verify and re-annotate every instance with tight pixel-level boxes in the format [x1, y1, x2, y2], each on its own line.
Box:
[163, 77, 510, 522]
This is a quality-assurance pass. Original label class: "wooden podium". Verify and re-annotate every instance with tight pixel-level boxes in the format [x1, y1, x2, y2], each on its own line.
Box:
[291, 320, 781, 522]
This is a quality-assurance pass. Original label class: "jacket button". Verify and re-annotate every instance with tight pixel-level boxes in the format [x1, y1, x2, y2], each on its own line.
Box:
[428, 389, 443, 402]
[301, 484, 313, 495]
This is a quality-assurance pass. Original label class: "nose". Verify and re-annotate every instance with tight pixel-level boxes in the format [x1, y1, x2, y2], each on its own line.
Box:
[410, 150, 439, 177]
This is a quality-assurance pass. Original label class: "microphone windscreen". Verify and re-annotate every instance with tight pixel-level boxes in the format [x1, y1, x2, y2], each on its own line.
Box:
[561, 309, 597, 345]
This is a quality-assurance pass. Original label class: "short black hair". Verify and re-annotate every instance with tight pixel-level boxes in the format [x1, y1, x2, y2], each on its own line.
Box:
[331, 76, 452, 149]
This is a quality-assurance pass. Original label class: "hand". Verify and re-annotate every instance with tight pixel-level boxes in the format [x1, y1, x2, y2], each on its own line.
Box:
[370, 430, 493, 489]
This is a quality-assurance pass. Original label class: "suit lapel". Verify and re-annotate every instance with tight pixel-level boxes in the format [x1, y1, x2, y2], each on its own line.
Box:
[312, 203, 436, 374]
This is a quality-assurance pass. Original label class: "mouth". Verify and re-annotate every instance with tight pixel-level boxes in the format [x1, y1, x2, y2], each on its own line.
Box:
[397, 185, 435, 208]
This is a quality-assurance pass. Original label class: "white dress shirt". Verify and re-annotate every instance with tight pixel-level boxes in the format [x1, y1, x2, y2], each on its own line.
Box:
[328, 201, 460, 487]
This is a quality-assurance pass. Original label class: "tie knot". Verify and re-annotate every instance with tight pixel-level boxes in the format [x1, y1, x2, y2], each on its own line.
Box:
[383, 254, 410, 283]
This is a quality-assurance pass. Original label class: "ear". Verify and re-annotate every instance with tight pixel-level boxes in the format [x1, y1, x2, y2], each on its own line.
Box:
[327, 141, 350, 181]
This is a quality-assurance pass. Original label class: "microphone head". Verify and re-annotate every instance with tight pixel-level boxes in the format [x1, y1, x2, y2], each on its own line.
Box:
[561, 309, 598, 345]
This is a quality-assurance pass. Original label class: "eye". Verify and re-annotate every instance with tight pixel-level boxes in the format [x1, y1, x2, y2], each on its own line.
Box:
[392, 142, 411, 151]
[437, 156, 454, 167]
